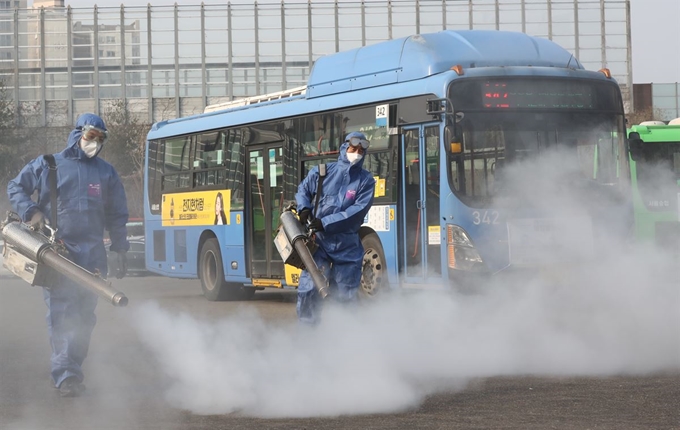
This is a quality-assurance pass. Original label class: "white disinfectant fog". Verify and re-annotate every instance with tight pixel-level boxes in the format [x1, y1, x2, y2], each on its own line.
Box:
[132, 145, 679, 418]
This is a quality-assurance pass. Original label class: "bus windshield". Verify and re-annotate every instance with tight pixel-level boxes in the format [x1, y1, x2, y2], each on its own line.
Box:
[635, 142, 680, 211]
[448, 78, 625, 208]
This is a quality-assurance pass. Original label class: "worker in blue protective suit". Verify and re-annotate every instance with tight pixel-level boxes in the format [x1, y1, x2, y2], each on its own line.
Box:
[7, 113, 129, 397]
[295, 131, 375, 324]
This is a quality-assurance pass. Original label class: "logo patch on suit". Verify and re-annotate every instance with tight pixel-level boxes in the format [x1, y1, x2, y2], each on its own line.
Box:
[88, 183, 101, 197]
[345, 190, 357, 200]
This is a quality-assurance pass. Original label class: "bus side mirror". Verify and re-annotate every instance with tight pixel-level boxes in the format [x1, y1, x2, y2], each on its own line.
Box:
[628, 132, 643, 161]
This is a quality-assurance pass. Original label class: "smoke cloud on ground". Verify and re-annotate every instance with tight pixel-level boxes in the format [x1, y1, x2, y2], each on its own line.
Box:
[133, 145, 679, 418]
[133, 249, 678, 417]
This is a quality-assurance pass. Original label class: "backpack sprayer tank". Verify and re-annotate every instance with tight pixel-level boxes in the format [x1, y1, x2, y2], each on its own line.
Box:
[1, 213, 128, 307]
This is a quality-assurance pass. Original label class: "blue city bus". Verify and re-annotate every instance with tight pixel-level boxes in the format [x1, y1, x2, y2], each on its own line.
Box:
[143, 30, 631, 301]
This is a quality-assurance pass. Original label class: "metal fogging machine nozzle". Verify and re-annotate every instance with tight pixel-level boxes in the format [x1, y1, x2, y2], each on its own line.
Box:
[1, 213, 128, 307]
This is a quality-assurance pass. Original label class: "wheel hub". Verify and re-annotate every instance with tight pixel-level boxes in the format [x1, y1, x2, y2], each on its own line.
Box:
[360, 247, 383, 297]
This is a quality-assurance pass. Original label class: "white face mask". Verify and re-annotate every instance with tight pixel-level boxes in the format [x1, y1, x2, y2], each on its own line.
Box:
[80, 138, 101, 158]
[347, 152, 363, 165]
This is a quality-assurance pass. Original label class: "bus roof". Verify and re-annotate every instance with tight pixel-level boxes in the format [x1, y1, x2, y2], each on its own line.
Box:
[306, 30, 582, 98]
[628, 123, 680, 142]
[149, 29, 590, 141]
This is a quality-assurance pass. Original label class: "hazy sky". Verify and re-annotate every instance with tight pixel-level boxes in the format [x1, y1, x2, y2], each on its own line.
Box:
[49, 0, 680, 84]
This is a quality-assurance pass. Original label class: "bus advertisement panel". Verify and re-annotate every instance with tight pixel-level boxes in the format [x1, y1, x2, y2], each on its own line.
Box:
[143, 30, 632, 301]
[161, 190, 232, 227]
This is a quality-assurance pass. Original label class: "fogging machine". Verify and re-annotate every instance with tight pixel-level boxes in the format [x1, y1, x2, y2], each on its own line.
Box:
[1, 212, 128, 307]
[274, 203, 330, 299]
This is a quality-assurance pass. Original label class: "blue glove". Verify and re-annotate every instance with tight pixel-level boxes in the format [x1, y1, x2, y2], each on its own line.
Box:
[309, 218, 324, 232]
[115, 251, 128, 279]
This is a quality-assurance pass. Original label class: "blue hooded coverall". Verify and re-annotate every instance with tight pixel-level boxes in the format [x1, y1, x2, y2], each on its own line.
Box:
[295, 140, 375, 323]
[7, 113, 129, 388]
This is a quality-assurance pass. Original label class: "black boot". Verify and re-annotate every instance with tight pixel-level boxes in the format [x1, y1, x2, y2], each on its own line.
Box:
[58, 376, 86, 397]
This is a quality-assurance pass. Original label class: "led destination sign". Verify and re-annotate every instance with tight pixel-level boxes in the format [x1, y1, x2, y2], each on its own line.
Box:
[482, 80, 594, 109]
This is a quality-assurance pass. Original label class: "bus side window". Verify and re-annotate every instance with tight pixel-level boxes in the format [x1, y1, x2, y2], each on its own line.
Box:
[363, 150, 394, 201]
[163, 135, 192, 191]
[300, 113, 343, 156]
[225, 129, 245, 210]
[147, 139, 163, 214]
[194, 131, 223, 187]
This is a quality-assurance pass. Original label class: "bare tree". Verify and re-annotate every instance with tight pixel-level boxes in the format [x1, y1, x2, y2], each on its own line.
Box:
[0, 80, 21, 215]
[101, 99, 151, 219]
[627, 106, 666, 127]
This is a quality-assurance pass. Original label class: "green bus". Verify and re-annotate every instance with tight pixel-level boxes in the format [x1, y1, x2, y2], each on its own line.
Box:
[627, 121, 680, 253]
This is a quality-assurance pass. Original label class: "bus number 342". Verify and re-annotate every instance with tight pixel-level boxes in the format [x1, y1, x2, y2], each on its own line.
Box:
[472, 211, 500, 225]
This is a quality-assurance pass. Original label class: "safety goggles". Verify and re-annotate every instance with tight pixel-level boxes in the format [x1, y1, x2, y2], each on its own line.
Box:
[81, 124, 108, 144]
[346, 136, 370, 149]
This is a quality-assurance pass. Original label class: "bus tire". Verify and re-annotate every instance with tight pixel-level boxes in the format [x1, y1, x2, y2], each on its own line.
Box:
[360, 232, 387, 299]
[199, 238, 254, 301]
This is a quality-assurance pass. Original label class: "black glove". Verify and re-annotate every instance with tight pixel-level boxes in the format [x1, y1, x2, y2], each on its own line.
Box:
[309, 218, 324, 232]
[28, 210, 46, 232]
[298, 209, 312, 225]
[115, 251, 128, 279]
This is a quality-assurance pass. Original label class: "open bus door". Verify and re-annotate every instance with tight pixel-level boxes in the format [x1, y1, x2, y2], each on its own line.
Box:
[247, 145, 286, 284]
[400, 124, 443, 284]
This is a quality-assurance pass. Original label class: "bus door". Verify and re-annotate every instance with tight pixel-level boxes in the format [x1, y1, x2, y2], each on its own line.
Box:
[247, 145, 286, 280]
[400, 124, 442, 283]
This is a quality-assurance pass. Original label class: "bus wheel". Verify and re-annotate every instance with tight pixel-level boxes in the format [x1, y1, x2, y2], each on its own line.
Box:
[199, 238, 254, 301]
[360, 232, 386, 299]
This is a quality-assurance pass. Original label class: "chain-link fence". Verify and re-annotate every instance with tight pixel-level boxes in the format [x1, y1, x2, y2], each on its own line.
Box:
[0, 0, 631, 127]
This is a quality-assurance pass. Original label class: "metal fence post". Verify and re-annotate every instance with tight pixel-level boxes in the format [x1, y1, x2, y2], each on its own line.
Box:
[495, 0, 499, 31]
[387, 0, 392, 40]
[548, 0, 553, 40]
[174, 3, 180, 118]
[361, 0, 366, 46]
[146, 4, 153, 123]
[200, 2, 206, 111]
[67, 6, 72, 125]
[441, 0, 446, 30]
[415, 0, 420, 35]
[227, 2, 233, 101]
[12, 7, 19, 126]
[254, 1, 261, 95]
[334, 0, 339, 53]
[307, 0, 312, 68]
[280, 1, 286, 90]
[573, 0, 580, 60]
[600, 0, 606, 69]
[39, 7, 46, 126]
[93, 5, 99, 116]
[120, 4, 127, 106]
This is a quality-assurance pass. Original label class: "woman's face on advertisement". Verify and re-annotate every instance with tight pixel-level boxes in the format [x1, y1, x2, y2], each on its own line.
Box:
[215, 196, 222, 213]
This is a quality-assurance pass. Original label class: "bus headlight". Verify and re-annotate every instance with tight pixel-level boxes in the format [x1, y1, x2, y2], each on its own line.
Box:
[447, 224, 484, 271]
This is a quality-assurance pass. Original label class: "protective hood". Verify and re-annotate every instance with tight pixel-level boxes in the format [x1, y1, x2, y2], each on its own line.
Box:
[65, 113, 108, 159]
[338, 141, 368, 170]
